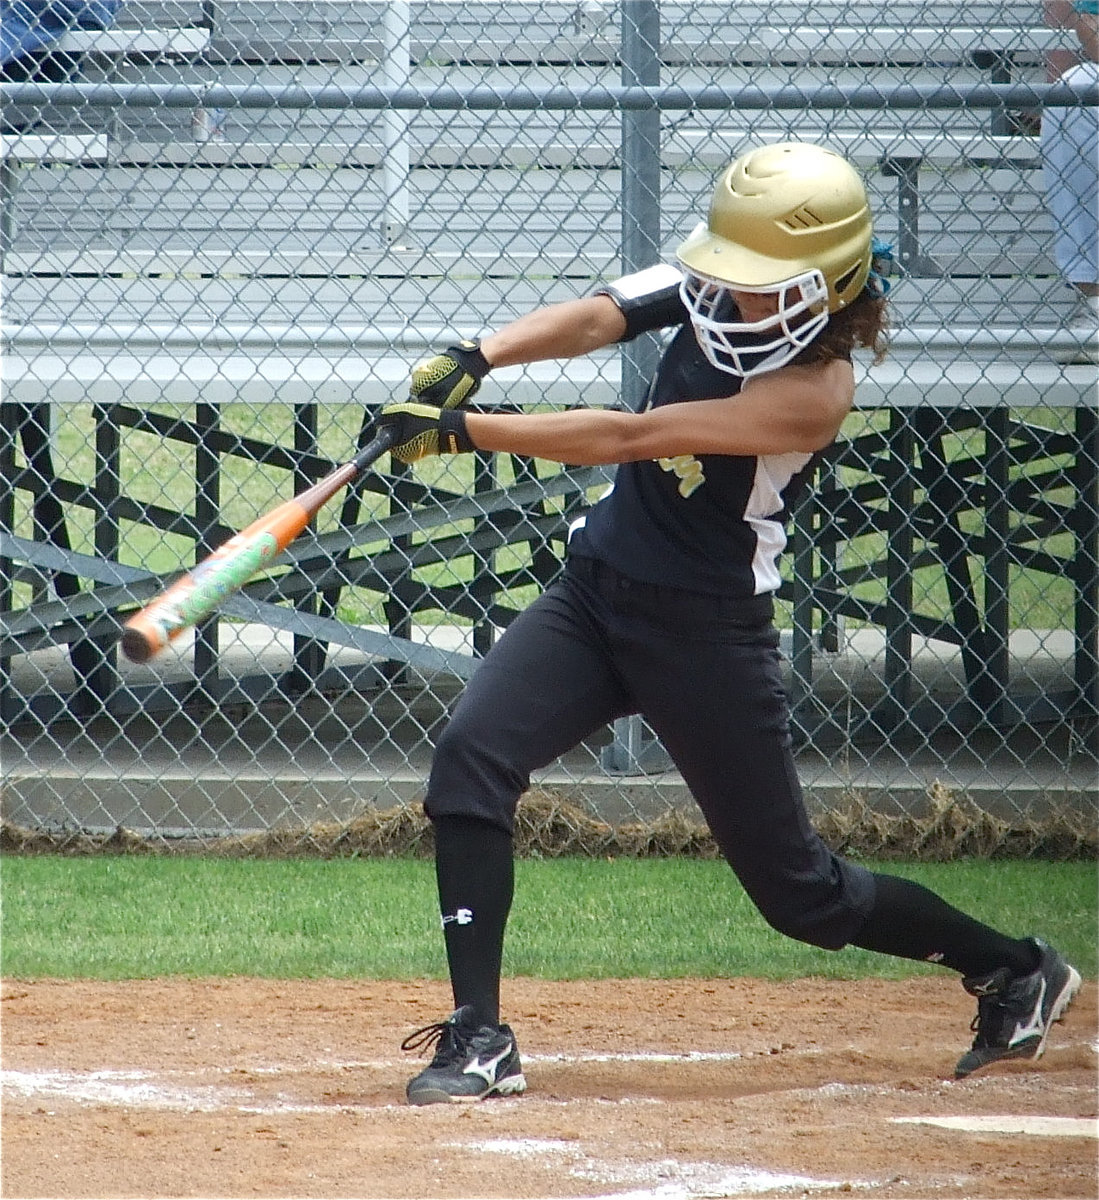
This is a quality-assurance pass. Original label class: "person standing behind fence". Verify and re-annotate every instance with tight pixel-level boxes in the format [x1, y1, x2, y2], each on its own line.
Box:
[1041, 0, 1099, 364]
[376, 141, 1082, 1105]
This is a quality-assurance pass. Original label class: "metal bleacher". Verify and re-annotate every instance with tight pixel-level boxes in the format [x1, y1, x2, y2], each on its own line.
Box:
[1, 1, 1095, 764]
[4, 2, 1089, 378]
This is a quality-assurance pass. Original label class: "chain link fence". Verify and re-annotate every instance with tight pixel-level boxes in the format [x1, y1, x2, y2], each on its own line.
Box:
[2, 1, 1096, 855]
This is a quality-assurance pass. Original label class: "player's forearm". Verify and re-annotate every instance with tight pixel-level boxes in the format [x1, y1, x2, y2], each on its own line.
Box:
[463, 407, 645, 465]
[462, 364, 853, 463]
[479, 295, 627, 367]
[463, 404, 711, 465]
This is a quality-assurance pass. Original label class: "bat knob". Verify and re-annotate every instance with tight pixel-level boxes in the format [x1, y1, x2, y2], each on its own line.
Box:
[120, 627, 154, 664]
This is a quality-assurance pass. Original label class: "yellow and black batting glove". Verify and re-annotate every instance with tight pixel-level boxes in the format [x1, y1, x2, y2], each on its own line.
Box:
[409, 339, 492, 409]
[378, 402, 477, 464]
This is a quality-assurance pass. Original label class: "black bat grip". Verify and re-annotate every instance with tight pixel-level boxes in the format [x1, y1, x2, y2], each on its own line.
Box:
[351, 424, 397, 474]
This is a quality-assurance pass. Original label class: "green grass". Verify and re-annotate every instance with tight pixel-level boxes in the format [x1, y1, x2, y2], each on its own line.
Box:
[1, 856, 1094, 981]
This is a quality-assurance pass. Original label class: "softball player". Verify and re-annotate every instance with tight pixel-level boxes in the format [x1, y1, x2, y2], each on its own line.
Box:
[380, 143, 1080, 1105]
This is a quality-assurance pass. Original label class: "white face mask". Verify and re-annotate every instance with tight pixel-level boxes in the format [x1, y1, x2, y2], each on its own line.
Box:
[678, 266, 831, 379]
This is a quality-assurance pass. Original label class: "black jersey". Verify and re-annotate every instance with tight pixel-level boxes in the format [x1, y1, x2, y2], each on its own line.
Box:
[568, 265, 824, 598]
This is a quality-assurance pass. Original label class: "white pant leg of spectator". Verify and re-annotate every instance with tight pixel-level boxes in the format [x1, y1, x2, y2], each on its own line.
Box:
[1041, 58, 1099, 360]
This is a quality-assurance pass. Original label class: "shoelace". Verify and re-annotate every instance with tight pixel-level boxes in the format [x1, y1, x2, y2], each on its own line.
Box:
[400, 1017, 477, 1068]
[964, 967, 1015, 1045]
[969, 992, 1011, 1045]
[400, 1018, 452, 1055]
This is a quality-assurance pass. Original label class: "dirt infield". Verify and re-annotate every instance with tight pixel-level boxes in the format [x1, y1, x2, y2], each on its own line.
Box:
[2, 976, 1095, 1199]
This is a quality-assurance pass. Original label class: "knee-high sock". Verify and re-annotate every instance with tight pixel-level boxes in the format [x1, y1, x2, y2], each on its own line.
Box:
[851, 872, 1040, 977]
[433, 814, 514, 1026]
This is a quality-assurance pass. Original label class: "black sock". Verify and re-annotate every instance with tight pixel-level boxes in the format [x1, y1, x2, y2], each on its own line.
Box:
[433, 814, 514, 1026]
[851, 873, 1040, 978]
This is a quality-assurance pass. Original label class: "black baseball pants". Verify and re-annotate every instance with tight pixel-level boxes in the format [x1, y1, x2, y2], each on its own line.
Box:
[424, 555, 876, 951]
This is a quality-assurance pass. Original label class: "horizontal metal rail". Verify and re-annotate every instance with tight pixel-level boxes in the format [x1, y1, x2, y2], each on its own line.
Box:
[2, 81, 1097, 111]
[3, 323, 1093, 354]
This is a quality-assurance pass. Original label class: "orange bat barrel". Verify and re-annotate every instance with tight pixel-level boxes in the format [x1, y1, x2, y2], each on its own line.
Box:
[119, 433, 395, 664]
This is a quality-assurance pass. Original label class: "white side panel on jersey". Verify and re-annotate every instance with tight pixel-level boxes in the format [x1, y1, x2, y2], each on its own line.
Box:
[745, 452, 813, 595]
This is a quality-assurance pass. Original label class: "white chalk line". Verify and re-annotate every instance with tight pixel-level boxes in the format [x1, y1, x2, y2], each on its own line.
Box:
[454, 1137, 861, 1198]
[0, 1049, 750, 1101]
[18, 1035, 1084, 1081]
[0, 1067, 402, 1115]
[3, 1068, 251, 1113]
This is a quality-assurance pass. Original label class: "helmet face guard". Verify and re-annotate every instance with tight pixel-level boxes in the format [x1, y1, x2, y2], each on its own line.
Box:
[678, 251, 831, 378]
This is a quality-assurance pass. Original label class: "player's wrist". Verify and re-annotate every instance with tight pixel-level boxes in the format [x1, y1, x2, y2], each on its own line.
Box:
[438, 407, 476, 453]
[449, 339, 493, 379]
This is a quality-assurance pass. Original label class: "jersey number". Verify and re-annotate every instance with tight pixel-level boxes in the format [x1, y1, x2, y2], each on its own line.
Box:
[658, 454, 705, 499]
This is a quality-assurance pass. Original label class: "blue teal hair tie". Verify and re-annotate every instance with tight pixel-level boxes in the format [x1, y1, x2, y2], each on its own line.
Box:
[867, 237, 896, 295]
[1073, 0, 1098, 15]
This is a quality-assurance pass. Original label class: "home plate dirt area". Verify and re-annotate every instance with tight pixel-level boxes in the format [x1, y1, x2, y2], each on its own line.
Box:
[2, 977, 1095, 1200]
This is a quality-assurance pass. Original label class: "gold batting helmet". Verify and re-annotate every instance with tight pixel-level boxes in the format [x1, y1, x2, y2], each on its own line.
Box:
[676, 142, 875, 376]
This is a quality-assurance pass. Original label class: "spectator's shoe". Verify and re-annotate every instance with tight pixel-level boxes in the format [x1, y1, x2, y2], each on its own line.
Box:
[402, 1005, 526, 1105]
[955, 939, 1081, 1079]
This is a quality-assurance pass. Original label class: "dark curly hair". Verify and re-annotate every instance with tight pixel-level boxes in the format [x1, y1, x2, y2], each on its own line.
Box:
[804, 285, 891, 365]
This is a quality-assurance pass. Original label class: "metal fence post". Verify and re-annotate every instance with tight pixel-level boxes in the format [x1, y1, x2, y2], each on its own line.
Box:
[619, 0, 662, 404]
[0, 158, 15, 270]
[603, 0, 671, 777]
[193, 402, 222, 691]
[0, 401, 15, 724]
[1073, 403, 1099, 757]
[382, 1, 411, 245]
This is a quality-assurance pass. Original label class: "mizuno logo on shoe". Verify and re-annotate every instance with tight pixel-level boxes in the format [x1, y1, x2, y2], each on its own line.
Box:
[462, 1048, 510, 1085]
[1009, 978, 1047, 1047]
